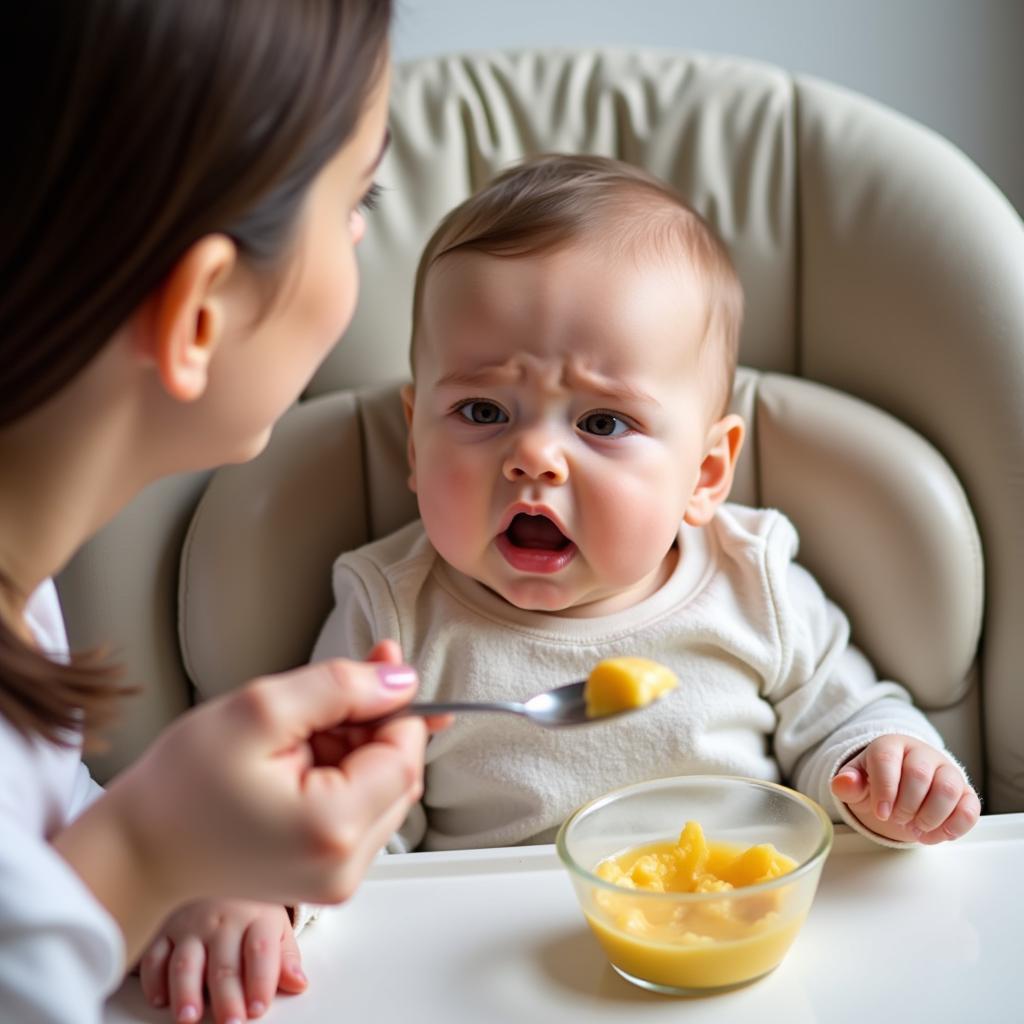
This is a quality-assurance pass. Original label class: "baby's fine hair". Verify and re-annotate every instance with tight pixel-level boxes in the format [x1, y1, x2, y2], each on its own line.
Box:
[410, 153, 744, 410]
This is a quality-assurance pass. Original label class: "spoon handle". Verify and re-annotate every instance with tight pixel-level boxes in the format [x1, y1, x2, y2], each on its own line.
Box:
[328, 700, 528, 735]
[389, 700, 525, 717]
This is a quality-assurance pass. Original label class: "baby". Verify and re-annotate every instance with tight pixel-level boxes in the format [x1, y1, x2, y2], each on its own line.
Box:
[313, 153, 979, 851]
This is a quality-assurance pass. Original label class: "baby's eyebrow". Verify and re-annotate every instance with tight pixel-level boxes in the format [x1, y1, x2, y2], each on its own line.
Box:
[434, 367, 515, 388]
[434, 366, 661, 407]
[570, 373, 660, 407]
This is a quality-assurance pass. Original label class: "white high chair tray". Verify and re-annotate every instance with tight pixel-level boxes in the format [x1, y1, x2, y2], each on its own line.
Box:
[107, 813, 1023, 1023]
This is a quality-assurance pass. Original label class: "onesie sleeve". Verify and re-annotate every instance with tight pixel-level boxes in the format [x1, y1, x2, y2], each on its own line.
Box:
[0, 812, 124, 1023]
[761, 516, 965, 846]
[310, 558, 382, 665]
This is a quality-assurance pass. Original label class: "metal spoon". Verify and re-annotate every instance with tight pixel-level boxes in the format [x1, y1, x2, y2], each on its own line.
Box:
[367, 680, 671, 729]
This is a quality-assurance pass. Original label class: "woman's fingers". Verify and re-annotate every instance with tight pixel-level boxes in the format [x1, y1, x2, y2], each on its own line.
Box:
[366, 638, 403, 664]
[101, 654, 429, 922]
[312, 729, 422, 835]
[228, 658, 420, 757]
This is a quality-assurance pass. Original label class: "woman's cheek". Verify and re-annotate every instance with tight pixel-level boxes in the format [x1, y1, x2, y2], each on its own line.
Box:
[293, 243, 359, 358]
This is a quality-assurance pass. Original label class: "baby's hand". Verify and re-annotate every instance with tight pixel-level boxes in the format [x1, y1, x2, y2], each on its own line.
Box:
[138, 899, 305, 1022]
[830, 734, 980, 845]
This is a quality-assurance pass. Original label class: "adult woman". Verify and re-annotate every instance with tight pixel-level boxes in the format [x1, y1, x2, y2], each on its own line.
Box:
[0, 3, 423, 1021]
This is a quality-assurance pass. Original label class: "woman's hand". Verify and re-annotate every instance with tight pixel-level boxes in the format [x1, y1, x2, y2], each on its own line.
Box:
[56, 649, 429, 962]
[139, 900, 304, 1023]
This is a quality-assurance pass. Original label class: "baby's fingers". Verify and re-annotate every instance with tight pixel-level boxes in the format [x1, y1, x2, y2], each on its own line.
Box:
[241, 915, 285, 1017]
[138, 935, 171, 1010]
[889, 747, 939, 826]
[831, 763, 869, 805]
[276, 925, 307, 996]
[207, 925, 246, 1024]
[907, 762, 965, 836]
[862, 736, 906, 821]
[167, 935, 205, 1023]
[918, 787, 981, 845]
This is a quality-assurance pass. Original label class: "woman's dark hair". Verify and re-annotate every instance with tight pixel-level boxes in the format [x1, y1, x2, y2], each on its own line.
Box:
[0, 0, 392, 745]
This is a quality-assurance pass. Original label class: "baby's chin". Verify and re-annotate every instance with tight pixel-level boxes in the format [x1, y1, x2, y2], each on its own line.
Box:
[480, 576, 583, 614]
[484, 576, 638, 618]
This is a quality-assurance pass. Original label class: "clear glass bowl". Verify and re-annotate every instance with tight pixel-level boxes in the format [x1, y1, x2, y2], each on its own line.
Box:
[556, 775, 833, 995]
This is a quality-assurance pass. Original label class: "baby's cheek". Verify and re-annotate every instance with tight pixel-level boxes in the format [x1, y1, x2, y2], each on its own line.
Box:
[416, 457, 487, 549]
[589, 484, 682, 581]
[423, 457, 479, 508]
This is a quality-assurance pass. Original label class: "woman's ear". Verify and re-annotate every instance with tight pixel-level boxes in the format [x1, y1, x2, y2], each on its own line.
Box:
[400, 383, 417, 493]
[684, 413, 746, 526]
[143, 234, 238, 402]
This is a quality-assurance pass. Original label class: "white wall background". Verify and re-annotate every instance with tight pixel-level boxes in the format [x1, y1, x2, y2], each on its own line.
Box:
[392, 0, 1024, 217]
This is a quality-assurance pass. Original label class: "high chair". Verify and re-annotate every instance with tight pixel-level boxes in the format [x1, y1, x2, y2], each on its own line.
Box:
[58, 48, 1024, 812]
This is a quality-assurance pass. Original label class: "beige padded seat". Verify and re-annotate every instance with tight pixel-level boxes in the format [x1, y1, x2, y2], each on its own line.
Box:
[57, 49, 1024, 812]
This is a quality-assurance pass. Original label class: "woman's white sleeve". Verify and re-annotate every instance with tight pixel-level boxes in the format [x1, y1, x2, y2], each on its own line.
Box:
[68, 758, 106, 820]
[0, 814, 124, 1023]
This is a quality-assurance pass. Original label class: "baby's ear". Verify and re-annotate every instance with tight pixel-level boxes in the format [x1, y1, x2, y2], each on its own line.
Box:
[400, 383, 417, 493]
[684, 414, 745, 526]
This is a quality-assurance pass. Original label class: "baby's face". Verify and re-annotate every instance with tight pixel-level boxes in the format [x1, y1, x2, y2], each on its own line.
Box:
[406, 244, 727, 616]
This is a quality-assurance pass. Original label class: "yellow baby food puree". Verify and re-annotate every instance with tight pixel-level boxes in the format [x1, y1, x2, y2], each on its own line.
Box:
[584, 657, 678, 718]
[588, 821, 802, 990]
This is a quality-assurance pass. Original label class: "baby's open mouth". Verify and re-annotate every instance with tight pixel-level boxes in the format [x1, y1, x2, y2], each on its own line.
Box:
[497, 513, 577, 574]
[503, 513, 572, 550]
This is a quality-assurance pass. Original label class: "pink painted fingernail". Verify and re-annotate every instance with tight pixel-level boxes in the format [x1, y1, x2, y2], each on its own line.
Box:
[248, 1001, 266, 1017]
[378, 665, 416, 689]
[177, 1007, 198, 1023]
[877, 802, 891, 820]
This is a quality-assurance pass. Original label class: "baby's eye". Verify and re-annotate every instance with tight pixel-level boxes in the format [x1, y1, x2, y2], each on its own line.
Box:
[456, 400, 508, 425]
[578, 411, 630, 437]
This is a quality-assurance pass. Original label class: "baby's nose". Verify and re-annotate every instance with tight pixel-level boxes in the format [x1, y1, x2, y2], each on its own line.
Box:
[502, 428, 568, 484]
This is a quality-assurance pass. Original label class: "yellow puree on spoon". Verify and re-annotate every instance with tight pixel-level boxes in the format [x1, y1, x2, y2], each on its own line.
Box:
[584, 657, 679, 718]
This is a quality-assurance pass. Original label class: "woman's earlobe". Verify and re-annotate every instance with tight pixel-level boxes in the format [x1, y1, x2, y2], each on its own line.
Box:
[148, 234, 237, 401]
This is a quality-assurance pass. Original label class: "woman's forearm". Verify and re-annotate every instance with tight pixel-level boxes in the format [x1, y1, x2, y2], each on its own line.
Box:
[53, 789, 182, 964]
